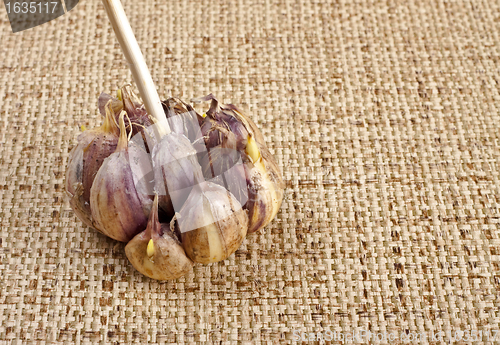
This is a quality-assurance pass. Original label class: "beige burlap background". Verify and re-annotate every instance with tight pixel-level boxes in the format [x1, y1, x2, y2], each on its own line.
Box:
[1, 0, 500, 343]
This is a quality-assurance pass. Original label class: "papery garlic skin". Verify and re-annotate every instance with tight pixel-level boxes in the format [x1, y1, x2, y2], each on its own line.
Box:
[90, 112, 153, 242]
[177, 182, 248, 264]
[98, 92, 123, 118]
[125, 195, 193, 280]
[99, 86, 157, 145]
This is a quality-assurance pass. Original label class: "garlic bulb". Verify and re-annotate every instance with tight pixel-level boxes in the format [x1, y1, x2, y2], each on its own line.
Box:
[176, 182, 248, 264]
[90, 111, 153, 242]
[66, 87, 284, 280]
[65, 102, 119, 231]
[125, 194, 193, 280]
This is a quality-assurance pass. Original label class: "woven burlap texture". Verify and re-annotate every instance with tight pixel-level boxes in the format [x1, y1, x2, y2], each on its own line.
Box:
[1, 0, 500, 343]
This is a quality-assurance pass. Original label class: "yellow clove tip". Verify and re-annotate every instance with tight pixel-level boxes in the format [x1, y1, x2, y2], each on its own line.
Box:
[246, 134, 260, 163]
[116, 89, 122, 101]
[80, 125, 87, 132]
[201, 113, 207, 118]
[147, 239, 155, 257]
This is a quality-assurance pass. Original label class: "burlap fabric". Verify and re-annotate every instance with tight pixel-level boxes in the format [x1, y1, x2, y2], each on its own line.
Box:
[1, 0, 500, 343]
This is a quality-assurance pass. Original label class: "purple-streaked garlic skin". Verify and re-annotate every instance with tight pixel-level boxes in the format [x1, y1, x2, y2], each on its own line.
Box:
[177, 182, 248, 264]
[152, 132, 204, 218]
[216, 109, 251, 151]
[194, 94, 269, 158]
[198, 138, 283, 234]
[199, 116, 241, 153]
[99, 86, 161, 155]
[224, 104, 266, 147]
[120, 86, 154, 135]
[195, 98, 248, 151]
[89, 113, 153, 242]
[125, 195, 193, 281]
[90, 152, 153, 242]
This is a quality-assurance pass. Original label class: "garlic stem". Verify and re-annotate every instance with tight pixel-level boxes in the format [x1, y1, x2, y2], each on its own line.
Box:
[101, 0, 170, 136]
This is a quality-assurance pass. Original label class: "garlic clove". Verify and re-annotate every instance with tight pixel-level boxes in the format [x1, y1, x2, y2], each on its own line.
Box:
[193, 95, 284, 234]
[177, 182, 248, 264]
[198, 134, 283, 234]
[127, 131, 156, 197]
[65, 101, 119, 233]
[193, 94, 265, 150]
[125, 194, 194, 280]
[89, 111, 153, 242]
[244, 135, 285, 233]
